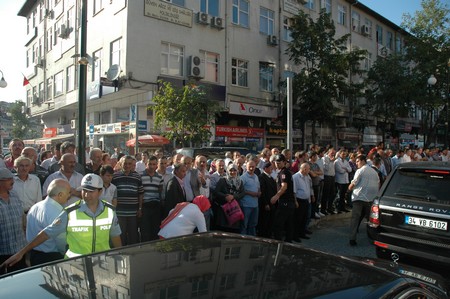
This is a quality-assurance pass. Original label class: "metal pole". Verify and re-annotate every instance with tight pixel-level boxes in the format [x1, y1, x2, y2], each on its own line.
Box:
[287, 77, 293, 151]
[135, 104, 139, 155]
[77, 0, 87, 165]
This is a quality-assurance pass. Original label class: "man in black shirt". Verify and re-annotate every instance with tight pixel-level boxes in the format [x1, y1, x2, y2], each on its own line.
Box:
[270, 154, 297, 242]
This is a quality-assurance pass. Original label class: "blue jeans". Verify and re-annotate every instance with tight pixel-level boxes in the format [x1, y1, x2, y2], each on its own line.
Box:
[240, 206, 258, 236]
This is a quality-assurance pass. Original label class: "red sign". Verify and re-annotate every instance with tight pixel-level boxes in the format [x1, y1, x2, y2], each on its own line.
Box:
[43, 128, 57, 138]
[215, 125, 264, 138]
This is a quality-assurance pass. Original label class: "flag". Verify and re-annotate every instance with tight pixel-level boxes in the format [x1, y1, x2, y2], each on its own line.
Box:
[23, 76, 30, 86]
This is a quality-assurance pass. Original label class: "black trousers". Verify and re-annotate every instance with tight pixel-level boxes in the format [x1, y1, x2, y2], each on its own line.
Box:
[30, 250, 64, 266]
[321, 176, 335, 212]
[272, 205, 295, 242]
[140, 201, 163, 242]
[294, 199, 309, 239]
[336, 183, 349, 211]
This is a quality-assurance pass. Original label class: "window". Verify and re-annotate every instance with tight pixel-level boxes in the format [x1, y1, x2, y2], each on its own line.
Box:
[304, 0, 315, 10]
[259, 7, 274, 35]
[27, 89, 32, 107]
[191, 281, 208, 297]
[364, 18, 372, 38]
[364, 52, 372, 71]
[338, 5, 346, 26]
[161, 42, 184, 77]
[376, 25, 383, 44]
[101, 285, 111, 299]
[27, 16, 31, 35]
[67, 7, 74, 30]
[219, 274, 236, 291]
[66, 65, 75, 92]
[224, 246, 241, 259]
[39, 2, 45, 22]
[32, 9, 37, 28]
[200, 0, 219, 17]
[352, 11, 360, 32]
[244, 271, 258, 285]
[162, 0, 185, 5]
[201, 51, 219, 83]
[110, 38, 121, 66]
[282, 16, 293, 42]
[259, 62, 274, 92]
[160, 286, 179, 299]
[321, 0, 331, 14]
[93, 49, 103, 81]
[231, 58, 248, 87]
[39, 82, 44, 100]
[26, 49, 31, 68]
[38, 37, 43, 61]
[114, 256, 127, 275]
[47, 77, 53, 100]
[94, 0, 103, 14]
[162, 252, 181, 268]
[386, 31, 393, 49]
[232, 0, 249, 28]
[395, 36, 402, 53]
[54, 71, 64, 97]
[32, 43, 38, 64]
[47, 28, 53, 51]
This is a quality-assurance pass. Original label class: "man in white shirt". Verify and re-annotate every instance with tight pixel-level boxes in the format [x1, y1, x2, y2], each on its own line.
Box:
[334, 150, 352, 213]
[13, 156, 42, 213]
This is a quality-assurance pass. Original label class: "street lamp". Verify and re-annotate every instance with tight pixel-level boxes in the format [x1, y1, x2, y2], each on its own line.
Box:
[0, 70, 7, 88]
[427, 74, 437, 86]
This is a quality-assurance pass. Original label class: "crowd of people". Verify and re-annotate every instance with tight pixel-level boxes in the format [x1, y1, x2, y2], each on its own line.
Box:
[0, 137, 448, 273]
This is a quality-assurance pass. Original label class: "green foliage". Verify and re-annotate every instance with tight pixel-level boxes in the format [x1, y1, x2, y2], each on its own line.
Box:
[8, 101, 32, 139]
[150, 81, 222, 146]
[286, 10, 367, 142]
[401, 0, 450, 146]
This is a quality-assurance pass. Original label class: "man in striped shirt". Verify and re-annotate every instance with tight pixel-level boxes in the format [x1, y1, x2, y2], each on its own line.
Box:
[140, 155, 163, 241]
[112, 155, 144, 245]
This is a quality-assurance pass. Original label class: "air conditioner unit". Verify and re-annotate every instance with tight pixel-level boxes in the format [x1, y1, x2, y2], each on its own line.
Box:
[70, 119, 76, 129]
[188, 55, 204, 79]
[35, 57, 45, 69]
[58, 24, 69, 39]
[196, 12, 209, 25]
[361, 25, 370, 36]
[45, 9, 54, 19]
[57, 116, 66, 125]
[267, 35, 278, 46]
[211, 17, 224, 29]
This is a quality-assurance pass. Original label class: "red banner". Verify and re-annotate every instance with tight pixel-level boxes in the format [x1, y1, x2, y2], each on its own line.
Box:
[215, 125, 264, 138]
[43, 128, 57, 138]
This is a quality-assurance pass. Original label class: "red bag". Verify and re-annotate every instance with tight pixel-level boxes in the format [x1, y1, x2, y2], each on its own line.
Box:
[222, 200, 244, 226]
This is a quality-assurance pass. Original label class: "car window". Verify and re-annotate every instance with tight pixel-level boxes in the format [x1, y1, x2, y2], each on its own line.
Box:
[383, 168, 450, 204]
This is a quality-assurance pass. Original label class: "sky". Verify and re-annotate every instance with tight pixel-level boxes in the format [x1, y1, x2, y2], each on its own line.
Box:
[0, 0, 430, 104]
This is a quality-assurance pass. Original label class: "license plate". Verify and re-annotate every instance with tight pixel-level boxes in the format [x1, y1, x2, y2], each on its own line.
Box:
[405, 216, 447, 231]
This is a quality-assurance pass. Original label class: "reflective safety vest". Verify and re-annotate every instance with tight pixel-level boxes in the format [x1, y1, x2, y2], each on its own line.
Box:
[65, 200, 115, 258]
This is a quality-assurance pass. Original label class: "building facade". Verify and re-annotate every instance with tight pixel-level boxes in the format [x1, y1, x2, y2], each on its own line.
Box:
[18, 0, 408, 154]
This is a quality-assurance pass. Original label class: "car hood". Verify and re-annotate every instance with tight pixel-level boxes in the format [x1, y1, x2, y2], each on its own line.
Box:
[0, 233, 447, 298]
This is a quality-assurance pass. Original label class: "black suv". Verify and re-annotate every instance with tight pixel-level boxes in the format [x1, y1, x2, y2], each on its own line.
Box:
[367, 161, 450, 266]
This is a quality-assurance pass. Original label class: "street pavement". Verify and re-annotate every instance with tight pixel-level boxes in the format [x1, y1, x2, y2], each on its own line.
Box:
[300, 210, 377, 259]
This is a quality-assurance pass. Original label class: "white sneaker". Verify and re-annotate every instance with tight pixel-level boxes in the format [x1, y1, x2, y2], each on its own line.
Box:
[318, 212, 326, 217]
[315, 212, 321, 218]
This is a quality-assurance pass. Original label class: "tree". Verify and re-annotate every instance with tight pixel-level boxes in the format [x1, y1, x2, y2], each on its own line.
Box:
[8, 101, 33, 139]
[287, 10, 367, 145]
[366, 54, 414, 142]
[401, 0, 450, 146]
[150, 81, 222, 147]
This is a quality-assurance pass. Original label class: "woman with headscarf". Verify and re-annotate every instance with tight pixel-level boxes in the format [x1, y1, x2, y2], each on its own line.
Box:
[212, 164, 245, 232]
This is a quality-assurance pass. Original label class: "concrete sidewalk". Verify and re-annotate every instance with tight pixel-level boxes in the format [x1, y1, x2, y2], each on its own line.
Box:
[309, 209, 353, 230]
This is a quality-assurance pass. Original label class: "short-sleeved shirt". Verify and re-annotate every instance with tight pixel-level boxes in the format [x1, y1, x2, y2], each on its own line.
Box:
[0, 191, 27, 255]
[13, 174, 42, 212]
[42, 170, 84, 206]
[44, 200, 121, 240]
[26, 196, 66, 253]
[277, 167, 295, 205]
[100, 183, 117, 205]
[351, 165, 380, 203]
[240, 171, 260, 208]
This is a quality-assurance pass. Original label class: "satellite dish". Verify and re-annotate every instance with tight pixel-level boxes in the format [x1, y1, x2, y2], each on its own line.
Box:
[106, 64, 121, 81]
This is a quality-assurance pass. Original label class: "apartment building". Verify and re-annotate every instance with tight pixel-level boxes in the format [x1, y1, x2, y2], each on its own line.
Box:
[18, 0, 407, 153]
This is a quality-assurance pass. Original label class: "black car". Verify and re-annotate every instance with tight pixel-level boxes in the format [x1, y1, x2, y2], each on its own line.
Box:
[0, 233, 447, 298]
[367, 161, 450, 267]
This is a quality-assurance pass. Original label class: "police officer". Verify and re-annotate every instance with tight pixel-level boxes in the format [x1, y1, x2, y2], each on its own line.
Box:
[1, 174, 122, 269]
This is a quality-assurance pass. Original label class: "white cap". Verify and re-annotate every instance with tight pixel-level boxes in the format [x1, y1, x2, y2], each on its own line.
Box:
[80, 174, 103, 191]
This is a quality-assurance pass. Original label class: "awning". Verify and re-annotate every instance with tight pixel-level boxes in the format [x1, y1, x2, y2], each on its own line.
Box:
[126, 134, 170, 147]
[34, 134, 75, 145]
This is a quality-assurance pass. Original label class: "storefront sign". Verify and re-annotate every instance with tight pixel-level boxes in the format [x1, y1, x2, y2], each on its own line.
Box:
[144, 0, 193, 28]
[229, 102, 278, 118]
[216, 125, 264, 138]
[43, 128, 57, 138]
[267, 126, 287, 136]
